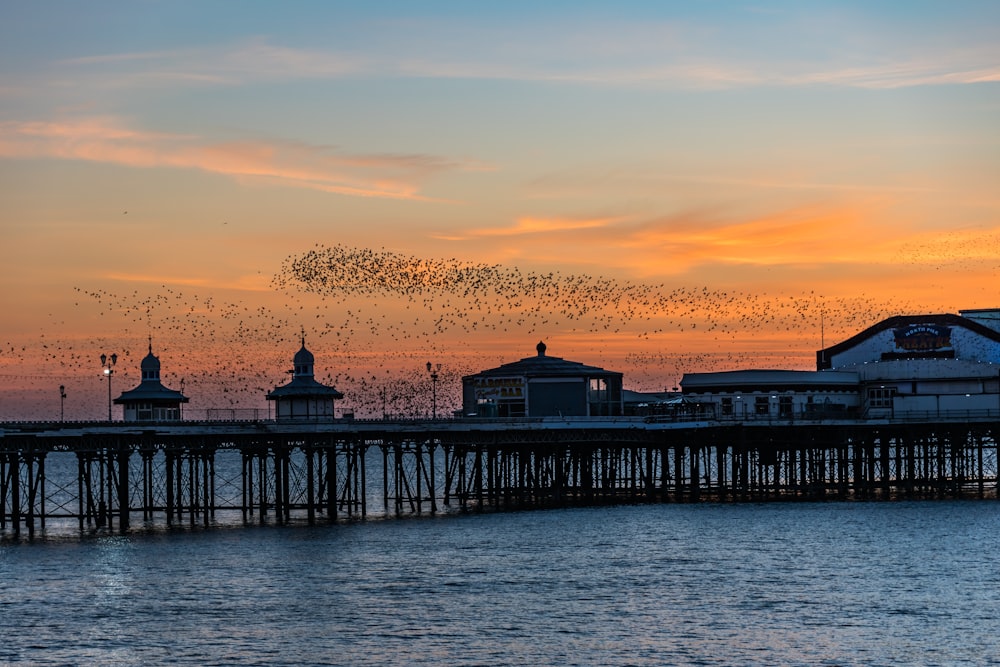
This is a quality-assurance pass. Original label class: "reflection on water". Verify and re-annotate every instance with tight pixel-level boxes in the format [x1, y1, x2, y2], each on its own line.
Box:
[2, 501, 999, 665]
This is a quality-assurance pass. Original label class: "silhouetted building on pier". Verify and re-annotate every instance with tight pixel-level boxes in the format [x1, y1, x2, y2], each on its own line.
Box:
[682, 309, 1000, 420]
[462, 341, 623, 417]
[267, 338, 343, 420]
[680, 370, 861, 419]
[113, 344, 188, 421]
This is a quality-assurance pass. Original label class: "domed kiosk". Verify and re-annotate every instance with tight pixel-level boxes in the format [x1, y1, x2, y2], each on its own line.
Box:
[113, 343, 189, 421]
[266, 337, 344, 421]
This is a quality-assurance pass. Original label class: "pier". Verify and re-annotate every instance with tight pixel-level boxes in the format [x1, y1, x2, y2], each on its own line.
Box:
[2, 413, 998, 538]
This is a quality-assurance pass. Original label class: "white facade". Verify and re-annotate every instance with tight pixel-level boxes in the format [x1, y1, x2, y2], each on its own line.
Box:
[681, 310, 1000, 421]
[819, 313, 1000, 419]
[820, 319, 1000, 370]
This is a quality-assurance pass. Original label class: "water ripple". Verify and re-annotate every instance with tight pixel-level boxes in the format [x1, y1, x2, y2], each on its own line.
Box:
[2, 501, 999, 665]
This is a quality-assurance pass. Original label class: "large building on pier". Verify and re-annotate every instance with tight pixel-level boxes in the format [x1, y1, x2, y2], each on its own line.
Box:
[113, 344, 189, 421]
[681, 309, 1000, 420]
[680, 369, 861, 419]
[462, 341, 623, 418]
[267, 339, 344, 421]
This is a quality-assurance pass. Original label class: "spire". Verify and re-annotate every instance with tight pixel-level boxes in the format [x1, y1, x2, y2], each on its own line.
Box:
[537, 341, 547, 357]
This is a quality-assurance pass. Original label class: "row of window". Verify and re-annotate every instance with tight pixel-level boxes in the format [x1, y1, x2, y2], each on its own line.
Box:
[720, 396, 795, 417]
[126, 404, 181, 421]
[717, 389, 901, 416]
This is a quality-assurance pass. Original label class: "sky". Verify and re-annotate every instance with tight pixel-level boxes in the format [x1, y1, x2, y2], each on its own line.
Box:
[2, 1, 999, 420]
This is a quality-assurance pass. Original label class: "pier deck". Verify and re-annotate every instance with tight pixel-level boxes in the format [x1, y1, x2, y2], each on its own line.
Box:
[2, 415, 997, 537]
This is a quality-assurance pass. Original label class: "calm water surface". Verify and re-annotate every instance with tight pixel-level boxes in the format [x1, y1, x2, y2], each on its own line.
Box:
[2, 501, 1000, 666]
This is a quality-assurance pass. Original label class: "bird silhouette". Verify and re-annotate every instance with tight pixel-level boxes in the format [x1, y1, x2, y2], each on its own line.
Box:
[1, 242, 941, 421]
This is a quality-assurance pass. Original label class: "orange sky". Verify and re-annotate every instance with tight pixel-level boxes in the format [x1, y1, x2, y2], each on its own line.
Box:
[2, 3, 999, 419]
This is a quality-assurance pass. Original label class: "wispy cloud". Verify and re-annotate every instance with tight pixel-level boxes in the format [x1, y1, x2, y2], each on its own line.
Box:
[451, 215, 631, 239]
[54, 40, 370, 90]
[103, 272, 273, 292]
[0, 116, 474, 201]
[45, 26, 1000, 92]
[772, 58, 1000, 90]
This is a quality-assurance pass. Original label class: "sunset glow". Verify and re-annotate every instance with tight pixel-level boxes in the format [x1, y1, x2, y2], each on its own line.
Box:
[2, 2, 998, 420]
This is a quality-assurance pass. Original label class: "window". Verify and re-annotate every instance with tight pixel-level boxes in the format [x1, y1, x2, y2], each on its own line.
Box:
[721, 397, 733, 416]
[479, 397, 525, 418]
[867, 387, 896, 408]
[589, 378, 608, 401]
[154, 407, 179, 421]
[755, 396, 769, 415]
[779, 396, 793, 417]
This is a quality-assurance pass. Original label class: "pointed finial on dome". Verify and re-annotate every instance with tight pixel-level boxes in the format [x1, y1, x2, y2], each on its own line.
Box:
[536, 340, 546, 356]
[148, 334, 153, 355]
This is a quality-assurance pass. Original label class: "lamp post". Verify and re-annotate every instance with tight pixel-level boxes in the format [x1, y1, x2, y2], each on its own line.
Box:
[59, 385, 66, 422]
[426, 361, 441, 419]
[100, 352, 117, 421]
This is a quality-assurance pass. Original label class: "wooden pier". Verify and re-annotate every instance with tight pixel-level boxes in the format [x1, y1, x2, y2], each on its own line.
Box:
[1, 416, 998, 538]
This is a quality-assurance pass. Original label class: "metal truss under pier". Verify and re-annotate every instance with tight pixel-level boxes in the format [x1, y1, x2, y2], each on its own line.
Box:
[1, 417, 998, 537]
[440, 421, 999, 511]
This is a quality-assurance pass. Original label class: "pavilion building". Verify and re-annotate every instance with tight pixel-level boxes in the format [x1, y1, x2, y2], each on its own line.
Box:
[462, 341, 623, 418]
[266, 338, 344, 421]
[680, 309, 1000, 420]
[113, 344, 189, 422]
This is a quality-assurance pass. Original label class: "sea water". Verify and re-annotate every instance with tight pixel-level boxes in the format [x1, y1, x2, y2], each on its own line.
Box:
[2, 500, 999, 666]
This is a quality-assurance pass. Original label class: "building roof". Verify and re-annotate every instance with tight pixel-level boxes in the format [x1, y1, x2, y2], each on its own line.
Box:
[293, 345, 315, 366]
[266, 339, 343, 400]
[140, 350, 160, 372]
[114, 346, 188, 404]
[681, 369, 859, 393]
[114, 383, 188, 404]
[464, 341, 622, 380]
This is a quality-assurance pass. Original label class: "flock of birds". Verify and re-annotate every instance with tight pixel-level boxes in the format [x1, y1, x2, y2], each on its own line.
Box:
[4, 243, 919, 420]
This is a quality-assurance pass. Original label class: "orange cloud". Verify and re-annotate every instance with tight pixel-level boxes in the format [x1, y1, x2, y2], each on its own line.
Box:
[101, 272, 273, 292]
[453, 214, 631, 238]
[469, 202, 998, 292]
[0, 116, 470, 201]
[611, 203, 901, 271]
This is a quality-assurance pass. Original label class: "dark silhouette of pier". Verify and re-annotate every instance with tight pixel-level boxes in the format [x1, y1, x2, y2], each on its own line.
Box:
[1, 414, 997, 538]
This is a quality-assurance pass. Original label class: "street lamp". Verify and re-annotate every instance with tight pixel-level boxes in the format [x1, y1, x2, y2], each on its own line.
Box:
[426, 361, 441, 419]
[59, 385, 66, 422]
[100, 352, 117, 421]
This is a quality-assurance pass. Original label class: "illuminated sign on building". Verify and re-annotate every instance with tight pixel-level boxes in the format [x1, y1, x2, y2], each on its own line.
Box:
[474, 377, 524, 400]
[893, 324, 952, 352]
